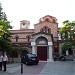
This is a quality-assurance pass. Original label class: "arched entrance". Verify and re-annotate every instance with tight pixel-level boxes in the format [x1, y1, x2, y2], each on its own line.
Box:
[35, 37, 48, 61]
[31, 32, 53, 62]
[21, 50, 28, 56]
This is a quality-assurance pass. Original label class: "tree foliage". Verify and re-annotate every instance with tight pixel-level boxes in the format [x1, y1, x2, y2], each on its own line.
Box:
[0, 3, 7, 21]
[0, 20, 12, 38]
[0, 20, 12, 52]
[59, 20, 75, 51]
[0, 3, 12, 52]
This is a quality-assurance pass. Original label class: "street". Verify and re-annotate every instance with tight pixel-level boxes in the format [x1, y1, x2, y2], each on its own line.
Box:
[0, 61, 74, 75]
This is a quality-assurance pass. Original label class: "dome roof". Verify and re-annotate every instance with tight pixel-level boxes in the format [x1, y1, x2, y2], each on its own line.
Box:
[39, 15, 57, 23]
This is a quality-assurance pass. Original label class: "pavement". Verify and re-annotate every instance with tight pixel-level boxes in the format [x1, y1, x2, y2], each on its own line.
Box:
[0, 61, 75, 75]
[39, 61, 75, 75]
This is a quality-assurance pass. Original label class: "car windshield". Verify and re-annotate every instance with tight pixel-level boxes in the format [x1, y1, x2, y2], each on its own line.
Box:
[27, 54, 36, 58]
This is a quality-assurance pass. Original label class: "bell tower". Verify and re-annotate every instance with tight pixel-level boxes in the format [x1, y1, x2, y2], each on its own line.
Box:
[20, 20, 30, 30]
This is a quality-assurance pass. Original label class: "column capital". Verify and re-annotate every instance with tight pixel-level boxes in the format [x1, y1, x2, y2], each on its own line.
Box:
[48, 42, 53, 45]
[31, 42, 36, 46]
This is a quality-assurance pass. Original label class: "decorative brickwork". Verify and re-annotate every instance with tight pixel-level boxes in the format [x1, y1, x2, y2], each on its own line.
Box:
[9, 15, 59, 60]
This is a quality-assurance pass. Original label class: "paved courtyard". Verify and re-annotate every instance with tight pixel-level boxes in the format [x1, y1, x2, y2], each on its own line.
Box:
[0, 61, 75, 75]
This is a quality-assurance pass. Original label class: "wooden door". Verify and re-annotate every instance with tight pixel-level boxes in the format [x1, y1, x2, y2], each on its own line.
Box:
[37, 46, 47, 61]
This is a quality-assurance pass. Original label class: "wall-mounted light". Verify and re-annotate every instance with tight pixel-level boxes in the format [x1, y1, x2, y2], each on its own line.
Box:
[54, 45, 58, 47]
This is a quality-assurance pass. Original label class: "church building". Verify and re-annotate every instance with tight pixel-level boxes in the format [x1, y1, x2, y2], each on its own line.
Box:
[10, 15, 74, 62]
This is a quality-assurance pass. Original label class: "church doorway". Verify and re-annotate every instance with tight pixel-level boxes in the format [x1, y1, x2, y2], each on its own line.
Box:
[31, 33, 53, 62]
[37, 46, 47, 61]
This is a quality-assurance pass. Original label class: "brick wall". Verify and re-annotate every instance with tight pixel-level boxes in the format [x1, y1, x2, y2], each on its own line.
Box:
[34, 21, 58, 37]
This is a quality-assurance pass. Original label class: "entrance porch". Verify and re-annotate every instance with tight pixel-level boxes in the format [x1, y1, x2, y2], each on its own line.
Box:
[31, 32, 54, 62]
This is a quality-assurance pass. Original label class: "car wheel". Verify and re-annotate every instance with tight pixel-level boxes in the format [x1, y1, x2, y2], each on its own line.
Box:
[35, 62, 38, 65]
[25, 61, 28, 65]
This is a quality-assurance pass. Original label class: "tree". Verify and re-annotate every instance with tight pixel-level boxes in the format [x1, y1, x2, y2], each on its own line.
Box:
[59, 20, 75, 51]
[0, 3, 7, 21]
[0, 20, 12, 52]
[0, 3, 12, 52]
[0, 3, 9, 38]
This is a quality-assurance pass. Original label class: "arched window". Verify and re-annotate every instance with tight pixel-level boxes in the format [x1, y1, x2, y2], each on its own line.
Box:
[26, 35, 31, 42]
[40, 26, 51, 34]
[45, 27, 47, 33]
[45, 18, 49, 22]
[15, 35, 19, 42]
[48, 29, 51, 34]
[40, 29, 44, 32]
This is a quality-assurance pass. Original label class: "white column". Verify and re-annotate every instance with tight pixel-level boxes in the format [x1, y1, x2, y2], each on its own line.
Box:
[32, 46, 36, 54]
[31, 42, 36, 54]
[58, 34, 61, 40]
[48, 45, 53, 62]
[48, 42, 53, 62]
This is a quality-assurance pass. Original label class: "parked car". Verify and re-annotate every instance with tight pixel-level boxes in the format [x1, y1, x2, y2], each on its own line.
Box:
[21, 54, 39, 65]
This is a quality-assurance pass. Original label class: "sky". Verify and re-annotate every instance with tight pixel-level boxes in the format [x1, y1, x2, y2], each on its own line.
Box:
[0, 0, 75, 29]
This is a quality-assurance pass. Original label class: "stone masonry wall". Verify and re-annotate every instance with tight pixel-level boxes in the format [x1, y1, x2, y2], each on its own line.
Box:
[34, 21, 58, 37]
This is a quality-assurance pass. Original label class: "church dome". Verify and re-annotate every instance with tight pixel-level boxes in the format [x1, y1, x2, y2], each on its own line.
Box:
[39, 15, 57, 23]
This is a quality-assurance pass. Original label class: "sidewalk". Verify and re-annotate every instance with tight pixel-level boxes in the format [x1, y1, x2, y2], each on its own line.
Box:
[0, 62, 21, 75]
[39, 61, 74, 75]
[0, 61, 75, 75]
